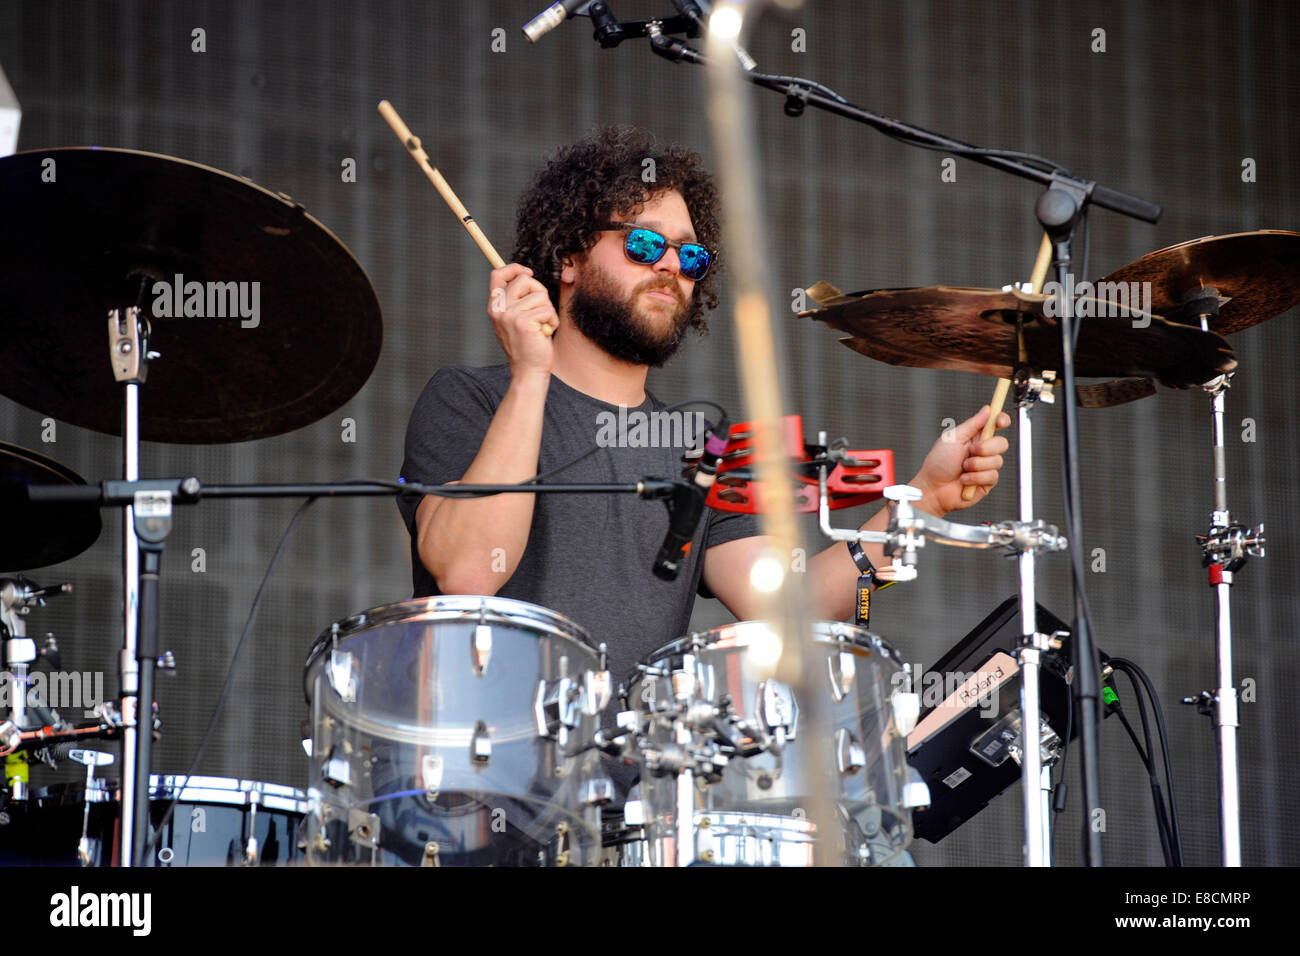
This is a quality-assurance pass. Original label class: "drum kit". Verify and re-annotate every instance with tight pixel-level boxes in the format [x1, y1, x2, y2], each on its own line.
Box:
[0, 132, 1294, 866]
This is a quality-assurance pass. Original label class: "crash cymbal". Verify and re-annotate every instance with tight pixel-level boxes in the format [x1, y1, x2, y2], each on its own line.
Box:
[0, 443, 102, 571]
[804, 285, 1236, 389]
[0, 148, 382, 443]
[1096, 230, 1300, 335]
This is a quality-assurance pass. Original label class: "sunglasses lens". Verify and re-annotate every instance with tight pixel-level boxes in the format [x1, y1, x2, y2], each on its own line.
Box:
[678, 244, 711, 280]
[624, 228, 666, 264]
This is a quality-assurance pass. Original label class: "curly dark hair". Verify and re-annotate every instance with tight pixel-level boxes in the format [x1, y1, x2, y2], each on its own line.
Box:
[512, 126, 721, 333]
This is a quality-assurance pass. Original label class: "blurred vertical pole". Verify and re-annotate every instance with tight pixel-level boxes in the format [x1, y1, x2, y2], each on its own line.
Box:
[705, 0, 838, 866]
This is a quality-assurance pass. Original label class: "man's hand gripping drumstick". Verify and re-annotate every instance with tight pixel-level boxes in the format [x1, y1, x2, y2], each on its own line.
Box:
[960, 232, 1053, 502]
[377, 100, 557, 341]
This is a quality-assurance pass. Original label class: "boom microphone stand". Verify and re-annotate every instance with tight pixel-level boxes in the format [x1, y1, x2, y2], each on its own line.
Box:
[574, 4, 1163, 865]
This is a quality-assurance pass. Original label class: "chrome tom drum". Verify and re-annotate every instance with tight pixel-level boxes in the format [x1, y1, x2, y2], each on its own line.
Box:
[624, 620, 915, 866]
[303, 596, 609, 866]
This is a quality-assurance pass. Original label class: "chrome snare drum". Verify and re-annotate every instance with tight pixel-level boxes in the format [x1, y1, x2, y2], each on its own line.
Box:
[303, 596, 609, 866]
[624, 620, 916, 866]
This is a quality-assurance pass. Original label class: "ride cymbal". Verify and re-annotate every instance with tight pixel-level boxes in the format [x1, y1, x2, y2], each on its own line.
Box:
[0, 148, 383, 443]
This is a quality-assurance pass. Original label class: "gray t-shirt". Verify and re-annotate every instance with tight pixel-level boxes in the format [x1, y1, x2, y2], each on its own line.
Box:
[397, 364, 762, 697]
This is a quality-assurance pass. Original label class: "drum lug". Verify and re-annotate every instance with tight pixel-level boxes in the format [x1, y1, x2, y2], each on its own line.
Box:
[421, 753, 444, 796]
[242, 798, 261, 865]
[671, 654, 698, 701]
[828, 648, 856, 702]
[471, 720, 491, 764]
[323, 744, 353, 788]
[902, 765, 932, 809]
[471, 623, 492, 676]
[554, 821, 572, 866]
[834, 727, 866, 775]
[327, 649, 357, 703]
[421, 842, 440, 867]
[622, 797, 645, 826]
[757, 680, 799, 742]
[347, 808, 380, 851]
[534, 677, 578, 740]
[585, 668, 612, 715]
[580, 776, 615, 807]
[891, 689, 921, 737]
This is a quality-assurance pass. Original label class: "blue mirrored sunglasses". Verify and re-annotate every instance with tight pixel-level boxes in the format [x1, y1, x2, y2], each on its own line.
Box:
[598, 223, 715, 281]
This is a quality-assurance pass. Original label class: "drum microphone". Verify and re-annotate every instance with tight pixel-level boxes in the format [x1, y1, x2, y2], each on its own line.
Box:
[522, 0, 589, 43]
[652, 421, 729, 581]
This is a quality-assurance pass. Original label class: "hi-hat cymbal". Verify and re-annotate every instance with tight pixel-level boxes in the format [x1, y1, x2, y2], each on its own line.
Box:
[803, 284, 1236, 389]
[0, 443, 102, 571]
[0, 148, 383, 443]
[1096, 230, 1300, 335]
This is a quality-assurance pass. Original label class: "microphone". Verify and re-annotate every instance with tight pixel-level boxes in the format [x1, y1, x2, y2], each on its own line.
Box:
[653, 421, 729, 580]
[672, 0, 757, 70]
[521, 0, 589, 44]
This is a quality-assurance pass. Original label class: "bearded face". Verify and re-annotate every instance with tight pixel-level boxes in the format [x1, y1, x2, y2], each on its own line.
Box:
[567, 258, 694, 368]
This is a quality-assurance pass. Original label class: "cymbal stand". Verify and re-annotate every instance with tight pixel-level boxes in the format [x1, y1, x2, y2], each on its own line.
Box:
[108, 305, 169, 867]
[1010, 370, 1058, 866]
[1181, 287, 1265, 867]
[815, 424, 1069, 865]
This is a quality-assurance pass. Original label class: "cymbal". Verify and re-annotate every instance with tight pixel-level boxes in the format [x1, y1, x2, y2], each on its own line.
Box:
[803, 285, 1236, 389]
[0, 443, 102, 571]
[1096, 230, 1300, 335]
[1076, 378, 1157, 409]
[0, 148, 383, 443]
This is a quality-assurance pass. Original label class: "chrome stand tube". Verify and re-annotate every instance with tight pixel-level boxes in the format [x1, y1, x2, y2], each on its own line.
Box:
[1208, 384, 1241, 867]
[119, 377, 141, 868]
[1016, 389, 1051, 866]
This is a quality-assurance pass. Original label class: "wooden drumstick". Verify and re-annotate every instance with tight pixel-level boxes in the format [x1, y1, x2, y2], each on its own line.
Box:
[377, 99, 555, 337]
[960, 232, 1053, 501]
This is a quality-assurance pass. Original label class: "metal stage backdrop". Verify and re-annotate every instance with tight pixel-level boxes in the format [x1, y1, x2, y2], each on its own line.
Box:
[2, 0, 1297, 867]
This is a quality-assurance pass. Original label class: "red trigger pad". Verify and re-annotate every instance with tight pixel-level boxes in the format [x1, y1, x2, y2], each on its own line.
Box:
[698, 414, 895, 514]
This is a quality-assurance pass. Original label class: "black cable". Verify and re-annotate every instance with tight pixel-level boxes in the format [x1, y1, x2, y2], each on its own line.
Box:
[524, 445, 603, 484]
[1109, 656, 1184, 865]
[1116, 668, 1155, 768]
[1109, 661, 1180, 865]
[1049, 673, 1072, 861]
[1111, 666, 1175, 866]
[1054, 346, 1104, 866]
[1073, 206, 1091, 351]
[146, 496, 318, 860]
[759, 73, 849, 104]
[660, 397, 728, 423]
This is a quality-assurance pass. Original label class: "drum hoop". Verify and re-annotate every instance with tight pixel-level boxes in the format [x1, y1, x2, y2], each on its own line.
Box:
[303, 595, 596, 699]
[635, 620, 902, 679]
[32, 775, 308, 813]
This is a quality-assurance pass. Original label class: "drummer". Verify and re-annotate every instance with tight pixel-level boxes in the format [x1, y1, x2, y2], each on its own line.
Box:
[398, 126, 1009, 724]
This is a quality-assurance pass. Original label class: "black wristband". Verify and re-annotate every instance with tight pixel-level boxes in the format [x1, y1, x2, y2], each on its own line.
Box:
[847, 540, 893, 589]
